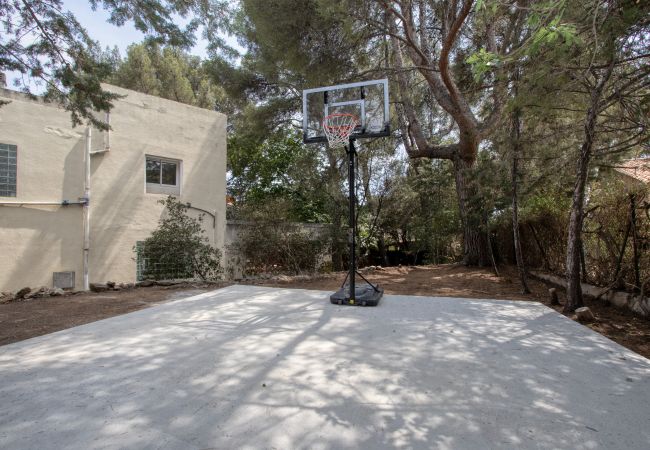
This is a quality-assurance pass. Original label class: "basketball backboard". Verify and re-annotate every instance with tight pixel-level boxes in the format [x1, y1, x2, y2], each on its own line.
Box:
[302, 79, 390, 144]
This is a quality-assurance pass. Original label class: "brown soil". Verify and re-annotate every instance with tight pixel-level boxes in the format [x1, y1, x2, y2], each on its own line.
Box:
[0, 284, 225, 346]
[1, 265, 648, 359]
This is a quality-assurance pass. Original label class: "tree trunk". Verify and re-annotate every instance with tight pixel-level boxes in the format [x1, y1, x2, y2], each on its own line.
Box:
[565, 159, 588, 312]
[453, 155, 491, 266]
[528, 223, 551, 271]
[565, 60, 615, 313]
[630, 194, 641, 291]
[579, 236, 587, 283]
[511, 104, 531, 294]
[387, 13, 491, 267]
[485, 212, 500, 277]
[378, 234, 389, 267]
[612, 217, 631, 285]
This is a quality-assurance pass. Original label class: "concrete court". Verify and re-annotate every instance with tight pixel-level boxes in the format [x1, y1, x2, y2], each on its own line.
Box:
[0, 286, 648, 450]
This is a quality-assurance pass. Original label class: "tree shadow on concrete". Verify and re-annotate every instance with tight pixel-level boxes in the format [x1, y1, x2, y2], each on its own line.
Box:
[0, 286, 649, 449]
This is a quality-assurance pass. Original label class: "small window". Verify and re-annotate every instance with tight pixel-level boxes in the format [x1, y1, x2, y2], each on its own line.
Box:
[0, 143, 17, 197]
[145, 156, 181, 195]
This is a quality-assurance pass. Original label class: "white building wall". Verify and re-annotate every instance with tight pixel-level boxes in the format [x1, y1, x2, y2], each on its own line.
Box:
[0, 85, 227, 292]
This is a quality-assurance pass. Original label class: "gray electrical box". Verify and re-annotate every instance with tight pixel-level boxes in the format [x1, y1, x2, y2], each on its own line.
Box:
[53, 271, 75, 289]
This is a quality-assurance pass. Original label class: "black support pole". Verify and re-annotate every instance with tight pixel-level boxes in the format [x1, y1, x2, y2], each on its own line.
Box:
[347, 137, 356, 303]
[329, 136, 383, 307]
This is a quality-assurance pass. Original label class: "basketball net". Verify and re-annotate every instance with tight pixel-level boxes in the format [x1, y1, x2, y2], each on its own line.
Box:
[323, 113, 359, 148]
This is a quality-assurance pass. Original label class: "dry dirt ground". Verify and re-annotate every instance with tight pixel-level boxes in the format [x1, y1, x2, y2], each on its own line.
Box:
[1, 265, 648, 359]
[0, 285, 222, 346]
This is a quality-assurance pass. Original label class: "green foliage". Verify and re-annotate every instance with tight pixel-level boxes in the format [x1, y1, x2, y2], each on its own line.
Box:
[89, 0, 216, 48]
[528, 19, 579, 54]
[466, 48, 500, 82]
[135, 196, 222, 280]
[469, 1, 581, 82]
[231, 203, 330, 275]
[109, 41, 233, 111]
[521, 191, 571, 222]
[470, 150, 511, 223]
[227, 129, 328, 222]
[1, 0, 221, 129]
[583, 175, 649, 289]
[238, 0, 363, 86]
[210, 0, 377, 136]
[1, 0, 122, 129]
[377, 160, 462, 264]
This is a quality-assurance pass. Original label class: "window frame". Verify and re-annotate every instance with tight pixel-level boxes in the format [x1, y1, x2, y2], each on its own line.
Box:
[0, 143, 17, 198]
[145, 155, 182, 196]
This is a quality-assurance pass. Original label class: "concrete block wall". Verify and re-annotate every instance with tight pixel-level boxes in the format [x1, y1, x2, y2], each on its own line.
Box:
[224, 220, 331, 279]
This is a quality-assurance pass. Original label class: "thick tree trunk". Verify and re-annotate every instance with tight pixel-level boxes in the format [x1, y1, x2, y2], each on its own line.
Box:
[453, 155, 491, 266]
[579, 237, 587, 283]
[511, 105, 530, 294]
[385, 20, 490, 266]
[565, 121, 605, 311]
[565, 60, 615, 313]
[386, 8, 496, 267]
[565, 155, 589, 312]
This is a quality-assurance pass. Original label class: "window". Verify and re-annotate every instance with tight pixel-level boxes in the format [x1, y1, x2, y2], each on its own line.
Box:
[145, 156, 181, 195]
[0, 143, 17, 197]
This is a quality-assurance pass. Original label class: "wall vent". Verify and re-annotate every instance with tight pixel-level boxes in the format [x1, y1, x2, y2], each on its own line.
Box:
[53, 271, 75, 289]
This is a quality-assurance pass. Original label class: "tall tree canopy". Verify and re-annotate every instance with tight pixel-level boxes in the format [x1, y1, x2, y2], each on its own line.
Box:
[224, 0, 648, 271]
[2, 0, 648, 288]
[108, 42, 233, 111]
[223, 0, 520, 264]
[0, 0, 231, 128]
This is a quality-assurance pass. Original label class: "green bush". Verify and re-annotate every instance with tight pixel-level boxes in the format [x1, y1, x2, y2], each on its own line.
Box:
[233, 220, 330, 276]
[135, 196, 222, 280]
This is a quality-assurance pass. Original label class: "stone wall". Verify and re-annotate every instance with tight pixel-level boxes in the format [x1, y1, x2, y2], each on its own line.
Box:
[224, 220, 331, 279]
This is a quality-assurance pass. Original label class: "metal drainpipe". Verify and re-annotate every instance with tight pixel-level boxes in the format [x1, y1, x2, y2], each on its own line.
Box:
[83, 127, 91, 291]
[0, 201, 85, 206]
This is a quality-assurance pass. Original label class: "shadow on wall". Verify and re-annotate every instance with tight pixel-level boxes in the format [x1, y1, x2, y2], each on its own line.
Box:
[61, 131, 85, 201]
[0, 288, 648, 448]
[88, 125, 221, 283]
[1, 136, 86, 290]
[1, 205, 83, 290]
[87, 147, 149, 282]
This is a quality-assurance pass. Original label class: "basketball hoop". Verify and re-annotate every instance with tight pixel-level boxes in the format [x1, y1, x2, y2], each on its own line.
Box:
[303, 80, 389, 307]
[323, 113, 359, 148]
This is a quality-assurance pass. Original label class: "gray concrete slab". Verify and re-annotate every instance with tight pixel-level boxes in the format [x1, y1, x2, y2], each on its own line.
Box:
[0, 285, 648, 449]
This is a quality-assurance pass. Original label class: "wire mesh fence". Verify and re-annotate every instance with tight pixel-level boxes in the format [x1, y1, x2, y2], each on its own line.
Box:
[496, 187, 648, 293]
[583, 190, 648, 290]
[135, 241, 195, 281]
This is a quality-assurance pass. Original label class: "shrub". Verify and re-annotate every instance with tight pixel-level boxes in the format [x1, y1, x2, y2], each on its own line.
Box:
[232, 220, 330, 276]
[135, 196, 222, 280]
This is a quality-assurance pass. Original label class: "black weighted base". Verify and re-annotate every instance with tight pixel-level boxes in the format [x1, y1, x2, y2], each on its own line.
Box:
[330, 282, 383, 307]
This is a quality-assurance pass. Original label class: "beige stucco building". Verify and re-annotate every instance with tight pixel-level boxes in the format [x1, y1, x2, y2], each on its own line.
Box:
[0, 84, 227, 292]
